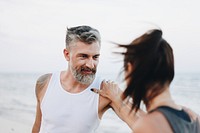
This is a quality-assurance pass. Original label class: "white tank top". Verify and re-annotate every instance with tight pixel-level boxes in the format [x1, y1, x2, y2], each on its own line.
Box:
[39, 72, 102, 133]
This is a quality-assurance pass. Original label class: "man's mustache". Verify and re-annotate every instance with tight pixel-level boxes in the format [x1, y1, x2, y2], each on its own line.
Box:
[81, 67, 96, 73]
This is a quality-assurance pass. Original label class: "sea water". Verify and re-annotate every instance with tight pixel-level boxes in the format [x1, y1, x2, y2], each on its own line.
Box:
[0, 72, 199, 133]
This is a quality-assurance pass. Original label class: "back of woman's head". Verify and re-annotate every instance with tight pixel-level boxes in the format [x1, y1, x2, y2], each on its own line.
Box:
[120, 29, 174, 111]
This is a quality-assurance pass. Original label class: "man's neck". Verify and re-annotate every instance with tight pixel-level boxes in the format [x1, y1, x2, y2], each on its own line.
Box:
[60, 70, 91, 93]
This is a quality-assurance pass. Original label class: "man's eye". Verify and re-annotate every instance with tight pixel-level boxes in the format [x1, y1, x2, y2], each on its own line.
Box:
[81, 55, 87, 58]
[93, 56, 99, 59]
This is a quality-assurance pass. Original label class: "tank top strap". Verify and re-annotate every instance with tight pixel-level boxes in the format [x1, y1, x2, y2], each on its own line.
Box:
[41, 71, 60, 107]
[45, 71, 60, 92]
[155, 106, 200, 133]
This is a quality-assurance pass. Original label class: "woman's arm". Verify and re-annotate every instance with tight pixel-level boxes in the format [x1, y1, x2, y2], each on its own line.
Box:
[91, 80, 146, 130]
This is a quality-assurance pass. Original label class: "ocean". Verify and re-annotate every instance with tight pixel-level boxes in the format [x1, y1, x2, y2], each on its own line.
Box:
[0, 72, 199, 133]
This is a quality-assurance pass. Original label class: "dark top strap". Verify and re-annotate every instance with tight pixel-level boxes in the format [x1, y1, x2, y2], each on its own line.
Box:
[154, 106, 200, 133]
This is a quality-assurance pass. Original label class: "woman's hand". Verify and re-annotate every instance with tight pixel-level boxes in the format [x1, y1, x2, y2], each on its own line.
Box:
[91, 80, 122, 102]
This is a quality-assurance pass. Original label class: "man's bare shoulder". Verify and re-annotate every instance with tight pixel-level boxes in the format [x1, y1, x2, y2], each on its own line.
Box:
[35, 73, 52, 100]
[36, 74, 52, 84]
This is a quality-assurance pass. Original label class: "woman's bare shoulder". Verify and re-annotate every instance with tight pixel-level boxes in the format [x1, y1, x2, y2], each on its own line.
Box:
[182, 106, 200, 121]
[133, 111, 172, 133]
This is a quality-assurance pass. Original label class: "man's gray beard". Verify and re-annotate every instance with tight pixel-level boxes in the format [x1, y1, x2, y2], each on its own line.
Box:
[72, 69, 95, 85]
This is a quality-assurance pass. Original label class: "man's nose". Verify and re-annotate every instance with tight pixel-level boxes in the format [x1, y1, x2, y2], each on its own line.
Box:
[85, 59, 95, 68]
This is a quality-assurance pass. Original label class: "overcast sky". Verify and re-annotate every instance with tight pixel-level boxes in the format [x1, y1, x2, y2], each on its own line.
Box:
[0, 0, 200, 74]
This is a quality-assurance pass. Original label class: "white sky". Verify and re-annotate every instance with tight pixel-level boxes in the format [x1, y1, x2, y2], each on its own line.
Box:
[0, 0, 200, 74]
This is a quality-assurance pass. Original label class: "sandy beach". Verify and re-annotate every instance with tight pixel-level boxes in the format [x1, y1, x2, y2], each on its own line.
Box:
[0, 103, 35, 133]
[0, 117, 31, 133]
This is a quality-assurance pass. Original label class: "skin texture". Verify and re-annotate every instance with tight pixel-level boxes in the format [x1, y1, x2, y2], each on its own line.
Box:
[32, 41, 111, 133]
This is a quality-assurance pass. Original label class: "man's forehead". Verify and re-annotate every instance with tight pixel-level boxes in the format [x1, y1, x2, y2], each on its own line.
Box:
[70, 40, 100, 47]
[70, 41, 100, 50]
[75, 48, 100, 55]
[69, 42, 100, 55]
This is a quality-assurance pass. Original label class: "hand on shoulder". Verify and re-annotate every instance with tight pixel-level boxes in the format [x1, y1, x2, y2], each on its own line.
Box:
[92, 80, 122, 103]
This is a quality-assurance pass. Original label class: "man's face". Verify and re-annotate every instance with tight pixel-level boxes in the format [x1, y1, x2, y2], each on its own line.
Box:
[65, 41, 100, 85]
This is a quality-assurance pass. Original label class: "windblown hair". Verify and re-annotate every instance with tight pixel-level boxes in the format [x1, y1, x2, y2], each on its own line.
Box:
[119, 29, 174, 111]
[65, 25, 101, 48]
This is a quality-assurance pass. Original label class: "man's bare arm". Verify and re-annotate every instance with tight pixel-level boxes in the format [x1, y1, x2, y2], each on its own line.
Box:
[32, 74, 51, 133]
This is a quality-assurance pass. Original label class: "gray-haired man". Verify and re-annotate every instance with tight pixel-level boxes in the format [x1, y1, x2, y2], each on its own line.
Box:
[32, 26, 110, 133]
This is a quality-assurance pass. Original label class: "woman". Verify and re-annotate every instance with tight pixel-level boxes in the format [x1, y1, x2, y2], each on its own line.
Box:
[92, 29, 200, 132]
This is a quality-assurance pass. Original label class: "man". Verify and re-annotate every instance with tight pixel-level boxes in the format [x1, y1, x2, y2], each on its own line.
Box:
[32, 25, 111, 133]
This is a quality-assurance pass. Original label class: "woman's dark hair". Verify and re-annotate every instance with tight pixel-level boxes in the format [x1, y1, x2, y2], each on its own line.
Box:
[119, 29, 174, 111]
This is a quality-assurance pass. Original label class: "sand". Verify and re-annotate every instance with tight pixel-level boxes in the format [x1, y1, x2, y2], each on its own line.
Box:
[0, 117, 31, 133]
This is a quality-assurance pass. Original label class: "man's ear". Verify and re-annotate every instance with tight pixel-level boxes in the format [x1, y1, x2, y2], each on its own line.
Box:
[63, 48, 70, 61]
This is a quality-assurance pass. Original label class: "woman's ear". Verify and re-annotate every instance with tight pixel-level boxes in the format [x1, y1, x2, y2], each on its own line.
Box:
[127, 62, 133, 74]
[125, 62, 134, 84]
[63, 48, 70, 61]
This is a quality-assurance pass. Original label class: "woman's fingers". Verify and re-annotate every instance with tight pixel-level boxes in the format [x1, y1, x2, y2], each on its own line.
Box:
[91, 88, 100, 94]
[91, 80, 121, 101]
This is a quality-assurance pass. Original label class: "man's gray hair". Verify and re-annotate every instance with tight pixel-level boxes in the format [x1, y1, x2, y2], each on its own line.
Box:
[65, 25, 101, 48]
